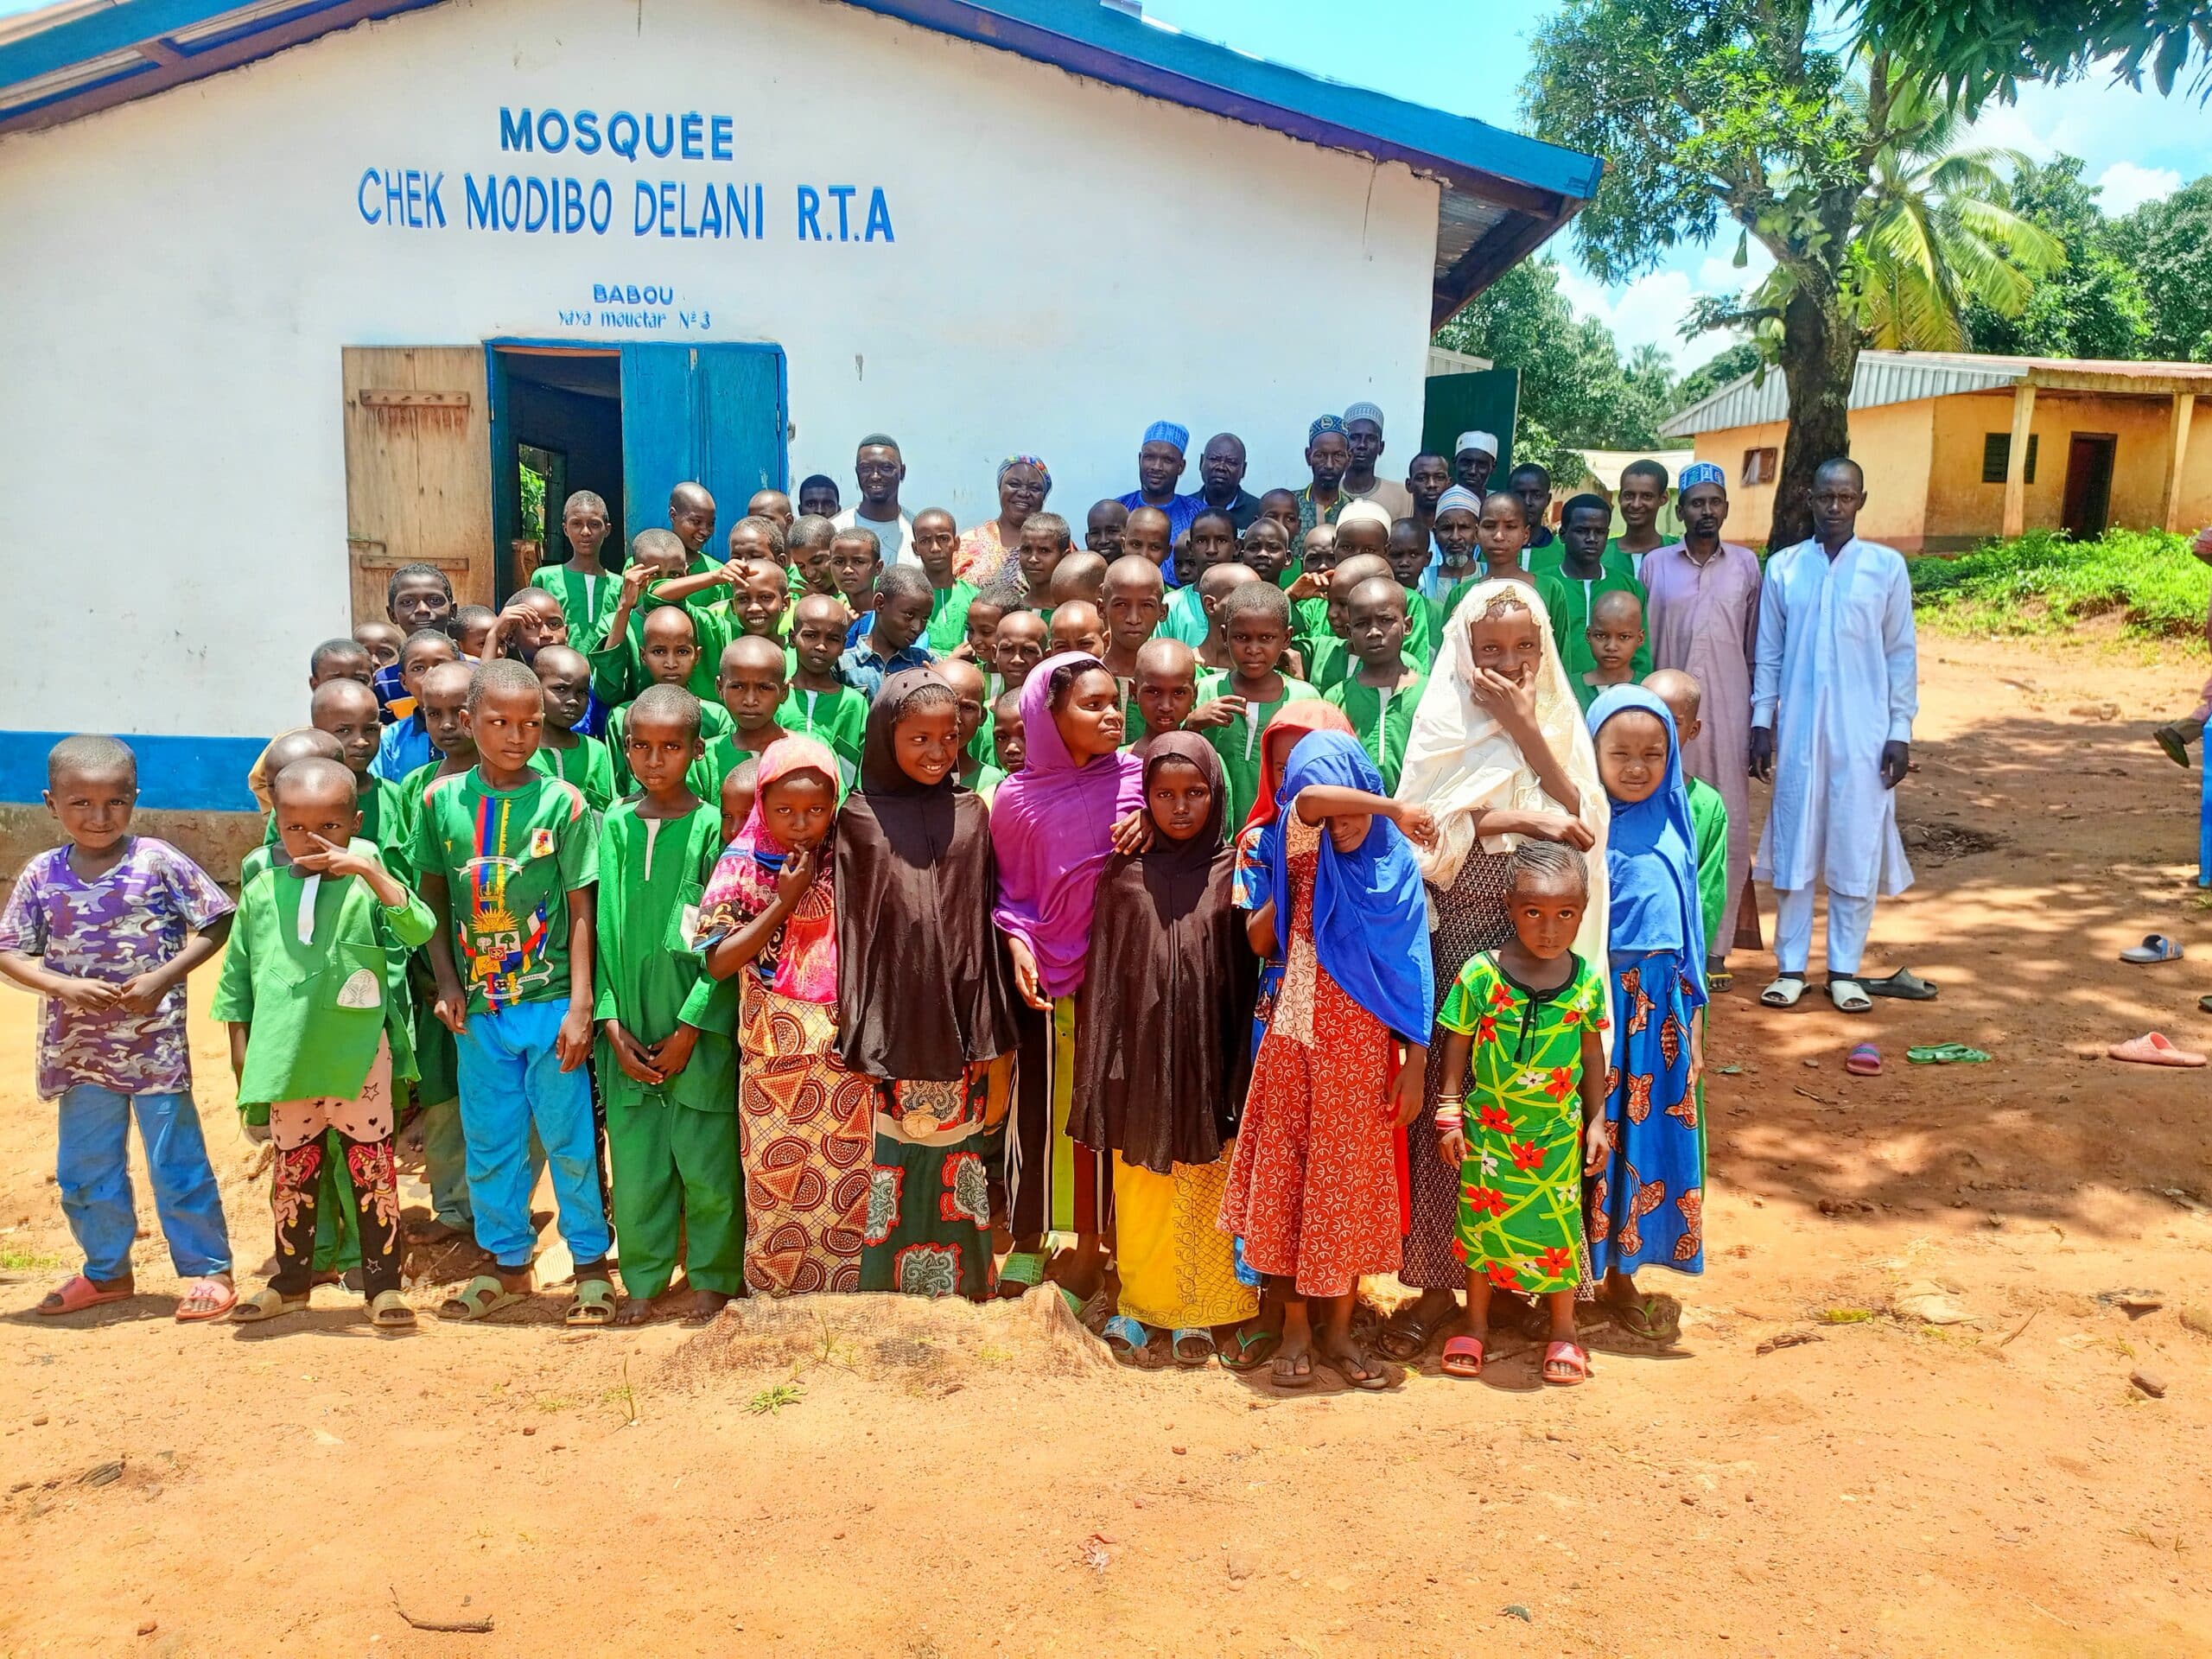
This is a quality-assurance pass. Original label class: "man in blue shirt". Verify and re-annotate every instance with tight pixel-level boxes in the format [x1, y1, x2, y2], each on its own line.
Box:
[836, 565, 938, 700]
[1116, 421, 1203, 545]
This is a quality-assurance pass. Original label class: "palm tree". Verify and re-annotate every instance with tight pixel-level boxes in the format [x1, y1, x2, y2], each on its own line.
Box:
[1847, 78, 2064, 349]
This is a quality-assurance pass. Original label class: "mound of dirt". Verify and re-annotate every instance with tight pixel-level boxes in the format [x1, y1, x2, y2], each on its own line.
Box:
[658, 1287, 1117, 1393]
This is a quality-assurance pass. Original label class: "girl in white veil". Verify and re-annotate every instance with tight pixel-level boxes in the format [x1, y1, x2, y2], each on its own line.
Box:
[1372, 577, 1610, 1361]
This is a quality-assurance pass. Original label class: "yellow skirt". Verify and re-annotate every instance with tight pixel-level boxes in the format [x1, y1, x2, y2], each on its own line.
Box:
[1111, 1150, 1258, 1330]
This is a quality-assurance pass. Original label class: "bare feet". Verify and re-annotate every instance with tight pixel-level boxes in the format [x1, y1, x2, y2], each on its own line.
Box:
[683, 1289, 732, 1325]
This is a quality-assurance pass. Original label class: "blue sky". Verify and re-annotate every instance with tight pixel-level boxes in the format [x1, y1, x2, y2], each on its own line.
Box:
[6, 0, 2208, 367]
[1145, 0, 2212, 368]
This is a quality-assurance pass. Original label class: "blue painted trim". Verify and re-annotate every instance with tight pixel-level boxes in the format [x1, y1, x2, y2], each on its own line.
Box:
[0, 0, 1599, 205]
[0, 731, 264, 813]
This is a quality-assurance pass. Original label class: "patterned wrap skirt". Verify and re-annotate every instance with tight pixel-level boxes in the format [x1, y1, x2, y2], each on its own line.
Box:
[1586, 949, 1705, 1280]
[737, 982, 875, 1295]
[860, 1055, 1011, 1300]
[1113, 1151, 1258, 1330]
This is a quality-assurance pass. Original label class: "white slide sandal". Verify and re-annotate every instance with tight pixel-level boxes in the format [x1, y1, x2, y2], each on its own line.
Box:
[1760, 976, 1807, 1008]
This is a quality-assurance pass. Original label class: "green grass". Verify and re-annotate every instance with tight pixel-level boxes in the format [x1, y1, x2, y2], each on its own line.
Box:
[747, 1381, 805, 1416]
[0, 1243, 67, 1274]
[1911, 527, 2211, 640]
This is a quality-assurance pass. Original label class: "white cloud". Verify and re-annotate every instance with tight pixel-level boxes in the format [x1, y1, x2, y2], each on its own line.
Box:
[1554, 245, 1774, 374]
[2094, 160, 2181, 213]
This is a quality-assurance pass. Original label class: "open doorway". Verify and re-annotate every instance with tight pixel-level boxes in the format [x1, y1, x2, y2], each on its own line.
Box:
[2061, 432, 2116, 539]
[489, 346, 625, 599]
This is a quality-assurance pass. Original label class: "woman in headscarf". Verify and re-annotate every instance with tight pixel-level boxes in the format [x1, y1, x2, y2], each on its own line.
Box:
[1376, 577, 1610, 1362]
[698, 736, 874, 1296]
[836, 671, 1020, 1300]
[1585, 685, 1707, 1330]
[989, 652, 1145, 1300]
[1221, 730, 1435, 1390]
[956, 455, 1052, 586]
[1070, 734, 1258, 1365]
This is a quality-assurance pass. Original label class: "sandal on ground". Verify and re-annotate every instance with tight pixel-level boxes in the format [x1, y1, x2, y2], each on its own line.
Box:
[1541, 1340, 1591, 1386]
[1845, 1043, 1882, 1077]
[438, 1274, 526, 1322]
[1372, 1298, 1452, 1362]
[1102, 1314, 1154, 1365]
[1601, 1291, 1681, 1344]
[995, 1251, 1046, 1300]
[1170, 1328, 1216, 1368]
[1906, 1042, 1990, 1065]
[1827, 978, 1873, 1014]
[1861, 967, 1939, 1001]
[175, 1277, 237, 1322]
[1440, 1334, 1485, 1379]
[36, 1274, 132, 1316]
[564, 1277, 619, 1326]
[2120, 934, 2185, 964]
[2107, 1032, 2209, 1068]
[1707, 965, 1734, 993]
[1760, 976, 1808, 1008]
[229, 1286, 310, 1324]
[1270, 1346, 1314, 1390]
[1313, 1345, 1390, 1391]
[368, 1289, 416, 1330]
[1217, 1324, 1281, 1374]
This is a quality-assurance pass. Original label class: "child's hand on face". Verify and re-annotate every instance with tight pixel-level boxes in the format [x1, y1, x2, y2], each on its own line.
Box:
[298, 834, 372, 880]
[602, 1020, 667, 1086]
[1109, 810, 1153, 857]
[1185, 695, 1245, 730]
[1583, 1116, 1614, 1175]
[1469, 666, 1537, 728]
[775, 845, 819, 907]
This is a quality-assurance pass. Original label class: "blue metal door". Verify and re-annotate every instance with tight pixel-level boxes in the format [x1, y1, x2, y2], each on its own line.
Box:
[620, 343, 788, 550]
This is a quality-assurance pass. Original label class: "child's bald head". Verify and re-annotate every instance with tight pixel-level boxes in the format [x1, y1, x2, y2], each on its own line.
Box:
[640, 604, 702, 687]
[310, 677, 382, 776]
[534, 644, 593, 734]
[270, 754, 357, 815]
[263, 727, 345, 780]
[1049, 551, 1109, 609]
[720, 757, 760, 842]
[1642, 667, 1701, 743]
[1048, 600, 1106, 658]
[1132, 637, 1199, 735]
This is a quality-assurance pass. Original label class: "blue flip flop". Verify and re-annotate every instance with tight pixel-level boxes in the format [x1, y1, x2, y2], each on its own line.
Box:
[2120, 934, 2184, 964]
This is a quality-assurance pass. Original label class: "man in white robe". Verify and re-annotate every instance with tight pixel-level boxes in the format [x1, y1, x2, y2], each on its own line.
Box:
[1749, 458, 1916, 1013]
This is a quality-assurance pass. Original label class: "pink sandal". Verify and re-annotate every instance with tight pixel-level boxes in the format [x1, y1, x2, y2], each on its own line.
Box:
[1541, 1340, 1591, 1386]
[1440, 1334, 1484, 1379]
[2107, 1032, 2208, 1068]
[35, 1274, 132, 1316]
[174, 1277, 237, 1322]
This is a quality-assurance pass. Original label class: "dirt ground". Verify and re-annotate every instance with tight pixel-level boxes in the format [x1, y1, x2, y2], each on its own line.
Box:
[3, 627, 2209, 1658]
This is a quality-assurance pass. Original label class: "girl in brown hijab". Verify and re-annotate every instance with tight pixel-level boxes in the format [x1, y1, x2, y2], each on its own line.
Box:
[1070, 732, 1260, 1363]
[836, 670, 1020, 1300]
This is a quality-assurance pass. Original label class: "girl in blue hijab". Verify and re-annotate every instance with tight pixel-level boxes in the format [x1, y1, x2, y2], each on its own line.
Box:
[1584, 686, 1708, 1326]
[1219, 730, 1435, 1390]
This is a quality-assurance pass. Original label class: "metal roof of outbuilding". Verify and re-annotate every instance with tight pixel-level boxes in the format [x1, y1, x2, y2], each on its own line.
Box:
[1662, 349, 2212, 438]
[0, 0, 1599, 321]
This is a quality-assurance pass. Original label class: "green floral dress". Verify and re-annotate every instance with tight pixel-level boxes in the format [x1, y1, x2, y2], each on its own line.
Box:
[1437, 951, 1608, 1294]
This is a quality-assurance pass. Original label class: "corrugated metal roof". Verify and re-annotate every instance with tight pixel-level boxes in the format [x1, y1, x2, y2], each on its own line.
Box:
[1662, 349, 2212, 438]
[0, 0, 1598, 313]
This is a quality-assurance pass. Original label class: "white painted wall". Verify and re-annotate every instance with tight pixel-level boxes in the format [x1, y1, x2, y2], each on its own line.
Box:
[0, 0, 1438, 741]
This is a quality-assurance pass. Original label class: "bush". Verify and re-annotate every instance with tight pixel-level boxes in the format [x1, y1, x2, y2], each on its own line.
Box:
[1910, 527, 2211, 640]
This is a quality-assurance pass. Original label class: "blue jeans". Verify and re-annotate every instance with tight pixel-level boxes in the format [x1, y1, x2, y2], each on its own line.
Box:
[55, 1086, 231, 1281]
[419, 1094, 543, 1233]
[452, 999, 609, 1270]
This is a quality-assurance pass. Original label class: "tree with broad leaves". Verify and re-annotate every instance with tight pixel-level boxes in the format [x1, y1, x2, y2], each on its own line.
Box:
[1527, 1, 2056, 547]
[1849, 0, 2212, 114]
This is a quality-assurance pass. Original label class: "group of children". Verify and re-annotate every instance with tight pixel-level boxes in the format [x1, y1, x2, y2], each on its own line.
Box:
[3, 461, 1727, 1391]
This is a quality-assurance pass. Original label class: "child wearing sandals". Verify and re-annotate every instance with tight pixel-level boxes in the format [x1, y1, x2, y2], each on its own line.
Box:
[215, 759, 432, 1330]
[1432, 839, 1610, 1385]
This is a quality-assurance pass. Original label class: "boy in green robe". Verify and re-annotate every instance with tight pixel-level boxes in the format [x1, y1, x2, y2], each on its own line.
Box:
[914, 507, 976, 653]
[529, 645, 615, 812]
[1125, 637, 1199, 748]
[698, 636, 791, 798]
[1238, 516, 1298, 594]
[603, 608, 736, 792]
[1297, 553, 1391, 695]
[1190, 582, 1319, 828]
[778, 593, 868, 792]
[1547, 494, 1654, 690]
[588, 531, 729, 706]
[595, 685, 742, 1325]
[214, 758, 434, 1327]
[940, 658, 1006, 796]
[531, 490, 620, 652]
[1577, 589, 1646, 714]
[259, 683, 406, 864]
[1157, 507, 1234, 645]
[1443, 492, 1577, 659]
[1288, 523, 1339, 641]
[1325, 576, 1427, 791]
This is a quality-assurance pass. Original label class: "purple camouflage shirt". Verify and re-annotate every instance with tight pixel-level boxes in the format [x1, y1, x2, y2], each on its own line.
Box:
[0, 838, 233, 1100]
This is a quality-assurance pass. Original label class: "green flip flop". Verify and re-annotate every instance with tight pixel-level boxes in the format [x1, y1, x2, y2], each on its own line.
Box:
[1906, 1043, 1991, 1065]
[564, 1277, 619, 1326]
[995, 1251, 1046, 1299]
[1217, 1323, 1282, 1373]
[438, 1274, 526, 1322]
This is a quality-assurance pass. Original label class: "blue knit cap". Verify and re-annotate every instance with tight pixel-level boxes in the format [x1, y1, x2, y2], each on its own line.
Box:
[1142, 421, 1189, 453]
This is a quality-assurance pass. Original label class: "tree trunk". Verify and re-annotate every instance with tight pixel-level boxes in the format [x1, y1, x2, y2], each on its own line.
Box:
[1769, 282, 1862, 548]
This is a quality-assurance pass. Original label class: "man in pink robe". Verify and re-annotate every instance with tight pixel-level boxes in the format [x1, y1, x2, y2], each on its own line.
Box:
[1640, 461, 1762, 974]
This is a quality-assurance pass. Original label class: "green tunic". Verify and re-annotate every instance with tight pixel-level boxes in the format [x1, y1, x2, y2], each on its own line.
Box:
[587, 594, 730, 707]
[592, 800, 742, 1300]
[409, 767, 599, 1019]
[211, 845, 435, 1103]
[1442, 569, 1579, 664]
[926, 582, 978, 653]
[606, 700, 734, 796]
[1687, 777, 1729, 950]
[1325, 671, 1428, 793]
[1438, 950, 1608, 1294]
[1526, 550, 1654, 690]
[531, 734, 617, 814]
[258, 773, 410, 874]
[776, 685, 868, 791]
[1195, 671, 1320, 830]
[531, 564, 620, 652]
[1157, 586, 1209, 646]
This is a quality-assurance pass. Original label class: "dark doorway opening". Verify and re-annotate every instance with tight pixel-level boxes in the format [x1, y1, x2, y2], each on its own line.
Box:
[489, 346, 624, 601]
[2061, 433, 2116, 539]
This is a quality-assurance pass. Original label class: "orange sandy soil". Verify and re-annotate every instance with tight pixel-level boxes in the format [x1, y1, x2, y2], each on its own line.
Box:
[2, 628, 2209, 1658]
